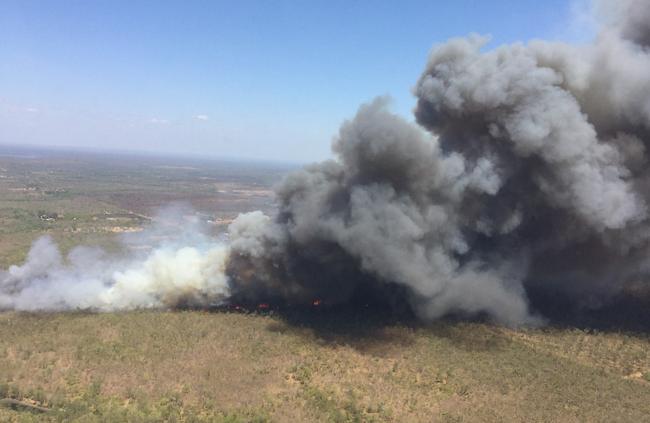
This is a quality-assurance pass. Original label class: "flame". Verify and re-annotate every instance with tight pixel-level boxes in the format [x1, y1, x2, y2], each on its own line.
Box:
[312, 299, 322, 306]
[258, 303, 270, 309]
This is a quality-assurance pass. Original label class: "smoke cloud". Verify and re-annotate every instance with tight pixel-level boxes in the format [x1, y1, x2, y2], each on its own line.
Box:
[0, 206, 230, 311]
[226, 0, 650, 325]
[2, 0, 650, 325]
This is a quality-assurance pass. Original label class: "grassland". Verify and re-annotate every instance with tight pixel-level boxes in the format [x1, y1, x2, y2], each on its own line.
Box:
[0, 146, 287, 268]
[0, 147, 648, 422]
[0, 310, 648, 422]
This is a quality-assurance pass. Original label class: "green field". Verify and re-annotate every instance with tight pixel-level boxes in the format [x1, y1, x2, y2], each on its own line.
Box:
[0, 148, 648, 422]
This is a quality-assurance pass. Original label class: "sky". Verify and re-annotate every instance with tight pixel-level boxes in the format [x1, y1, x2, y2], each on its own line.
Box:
[0, 0, 594, 163]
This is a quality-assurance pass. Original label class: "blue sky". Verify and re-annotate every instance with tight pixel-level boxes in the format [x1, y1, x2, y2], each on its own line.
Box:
[0, 0, 592, 163]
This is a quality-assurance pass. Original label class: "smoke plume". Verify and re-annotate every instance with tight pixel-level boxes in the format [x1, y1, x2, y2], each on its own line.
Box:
[2, 0, 650, 325]
[0, 207, 230, 311]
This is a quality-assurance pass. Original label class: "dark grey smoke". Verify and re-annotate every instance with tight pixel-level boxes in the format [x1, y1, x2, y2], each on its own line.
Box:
[599, 0, 650, 47]
[225, 0, 650, 325]
[3, 0, 649, 326]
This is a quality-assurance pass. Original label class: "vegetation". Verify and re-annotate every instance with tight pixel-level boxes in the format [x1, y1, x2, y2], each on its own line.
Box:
[0, 147, 288, 267]
[0, 310, 648, 422]
[0, 147, 648, 422]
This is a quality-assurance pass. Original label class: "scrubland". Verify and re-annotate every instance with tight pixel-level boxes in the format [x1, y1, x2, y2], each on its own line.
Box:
[0, 309, 648, 422]
[0, 149, 648, 422]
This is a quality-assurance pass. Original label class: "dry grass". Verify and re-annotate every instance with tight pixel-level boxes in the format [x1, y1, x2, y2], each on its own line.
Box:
[0, 151, 648, 421]
[0, 309, 648, 422]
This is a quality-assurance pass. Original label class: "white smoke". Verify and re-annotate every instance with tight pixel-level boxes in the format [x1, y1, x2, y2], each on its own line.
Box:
[2, 1, 649, 326]
[0, 206, 230, 311]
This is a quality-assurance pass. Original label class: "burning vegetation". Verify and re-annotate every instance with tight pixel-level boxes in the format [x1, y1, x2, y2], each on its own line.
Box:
[2, 0, 650, 329]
